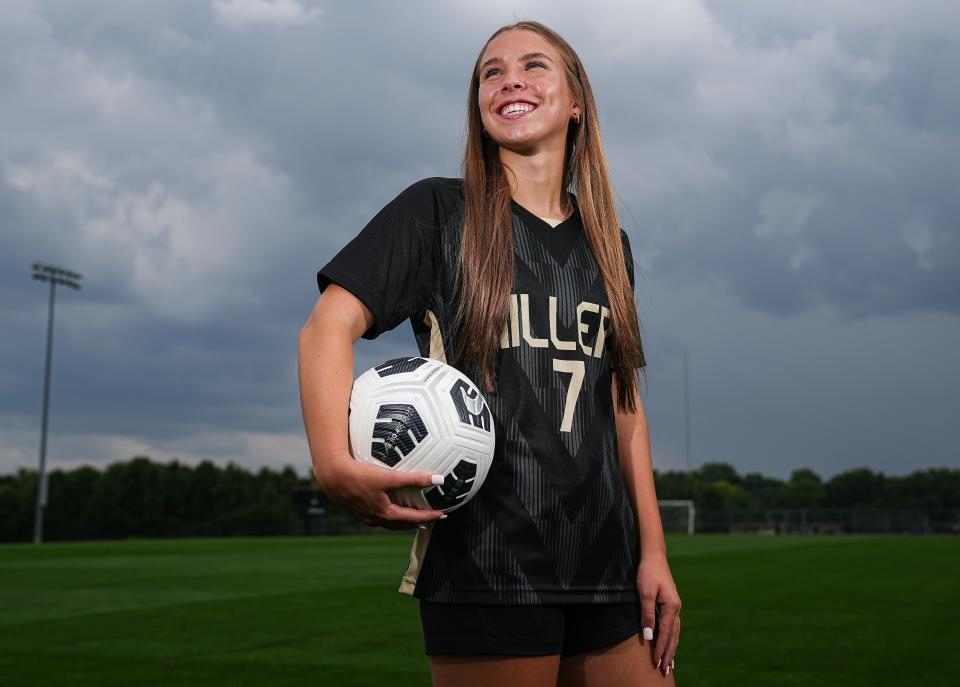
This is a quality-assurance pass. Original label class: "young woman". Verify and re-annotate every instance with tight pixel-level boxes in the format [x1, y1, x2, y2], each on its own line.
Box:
[299, 20, 681, 687]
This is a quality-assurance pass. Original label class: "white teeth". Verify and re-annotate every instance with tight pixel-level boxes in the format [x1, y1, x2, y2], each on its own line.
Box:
[500, 102, 536, 116]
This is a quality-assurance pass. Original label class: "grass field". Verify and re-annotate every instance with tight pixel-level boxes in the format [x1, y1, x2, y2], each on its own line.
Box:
[1, 533, 957, 686]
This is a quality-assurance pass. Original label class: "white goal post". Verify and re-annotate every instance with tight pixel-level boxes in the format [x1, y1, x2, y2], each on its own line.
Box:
[658, 499, 696, 535]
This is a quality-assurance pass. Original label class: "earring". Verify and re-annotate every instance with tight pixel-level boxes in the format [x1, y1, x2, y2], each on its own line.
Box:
[573, 113, 581, 124]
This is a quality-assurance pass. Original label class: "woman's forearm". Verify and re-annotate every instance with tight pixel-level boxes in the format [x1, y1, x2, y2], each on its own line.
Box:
[614, 381, 668, 559]
[297, 315, 357, 487]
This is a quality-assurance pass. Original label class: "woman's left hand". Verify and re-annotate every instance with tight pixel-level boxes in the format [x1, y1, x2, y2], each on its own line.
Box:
[636, 551, 681, 676]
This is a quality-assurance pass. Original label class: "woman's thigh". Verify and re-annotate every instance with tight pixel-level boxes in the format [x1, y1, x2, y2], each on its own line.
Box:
[557, 632, 676, 687]
[429, 654, 561, 687]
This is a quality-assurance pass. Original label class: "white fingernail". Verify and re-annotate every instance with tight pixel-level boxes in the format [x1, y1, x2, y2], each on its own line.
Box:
[671, 659, 675, 669]
[643, 627, 654, 641]
[432, 474, 444, 485]
[417, 524, 426, 530]
[666, 666, 671, 676]
[440, 514, 448, 519]
[656, 657, 661, 669]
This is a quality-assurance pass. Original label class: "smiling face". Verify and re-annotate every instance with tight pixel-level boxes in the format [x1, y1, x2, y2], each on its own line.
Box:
[477, 29, 579, 152]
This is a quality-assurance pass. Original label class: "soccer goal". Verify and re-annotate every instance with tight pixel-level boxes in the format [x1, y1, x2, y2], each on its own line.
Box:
[658, 499, 696, 535]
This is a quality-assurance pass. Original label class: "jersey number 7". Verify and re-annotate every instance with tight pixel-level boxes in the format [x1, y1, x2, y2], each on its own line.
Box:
[552, 358, 585, 433]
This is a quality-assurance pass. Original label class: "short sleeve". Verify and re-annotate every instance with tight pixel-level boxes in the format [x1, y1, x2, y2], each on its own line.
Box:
[620, 229, 635, 291]
[317, 178, 441, 340]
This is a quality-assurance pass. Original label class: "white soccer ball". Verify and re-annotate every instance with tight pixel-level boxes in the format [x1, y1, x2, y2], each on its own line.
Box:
[348, 356, 496, 514]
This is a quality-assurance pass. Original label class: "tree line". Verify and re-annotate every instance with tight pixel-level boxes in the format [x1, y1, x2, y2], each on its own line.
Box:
[0, 456, 957, 542]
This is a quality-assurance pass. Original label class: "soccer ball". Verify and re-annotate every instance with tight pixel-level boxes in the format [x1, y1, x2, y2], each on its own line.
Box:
[348, 356, 496, 514]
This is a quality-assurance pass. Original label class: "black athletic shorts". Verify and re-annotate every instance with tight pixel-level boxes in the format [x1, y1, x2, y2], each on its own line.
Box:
[419, 599, 655, 657]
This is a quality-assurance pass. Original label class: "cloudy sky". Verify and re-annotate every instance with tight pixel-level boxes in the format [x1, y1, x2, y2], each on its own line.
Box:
[2, 0, 957, 482]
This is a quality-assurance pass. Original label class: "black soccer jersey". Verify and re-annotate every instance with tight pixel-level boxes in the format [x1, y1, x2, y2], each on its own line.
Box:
[317, 176, 645, 605]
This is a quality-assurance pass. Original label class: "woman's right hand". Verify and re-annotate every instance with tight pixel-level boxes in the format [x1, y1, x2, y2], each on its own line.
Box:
[317, 459, 447, 531]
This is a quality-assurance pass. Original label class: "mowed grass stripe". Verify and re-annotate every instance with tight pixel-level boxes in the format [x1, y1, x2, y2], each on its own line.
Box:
[1, 535, 956, 687]
[1, 538, 396, 622]
[2, 586, 431, 687]
[674, 535, 957, 686]
[0, 534, 842, 626]
[2, 536, 431, 687]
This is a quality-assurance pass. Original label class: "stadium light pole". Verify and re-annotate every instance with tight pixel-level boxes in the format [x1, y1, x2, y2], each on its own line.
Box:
[31, 262, 82, 544]
[682, 345, 692, 472]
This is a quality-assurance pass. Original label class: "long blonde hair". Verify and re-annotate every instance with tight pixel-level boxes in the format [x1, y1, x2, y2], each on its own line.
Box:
[453, 20, 646, 413]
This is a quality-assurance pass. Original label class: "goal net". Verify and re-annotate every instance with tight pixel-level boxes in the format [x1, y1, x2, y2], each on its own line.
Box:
[658, 499, 696, 534]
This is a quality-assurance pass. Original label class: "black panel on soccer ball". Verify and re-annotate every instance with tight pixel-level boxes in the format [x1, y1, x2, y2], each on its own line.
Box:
[425, 459, 478, 510]
[449, 379, 492, 431]
[371, 403, 428, 466]
[375, 356, 428, 377]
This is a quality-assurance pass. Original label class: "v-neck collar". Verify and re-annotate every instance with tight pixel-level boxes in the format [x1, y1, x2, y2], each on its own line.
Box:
[510, 193, 582, 265]
[510, 193, 578, 229]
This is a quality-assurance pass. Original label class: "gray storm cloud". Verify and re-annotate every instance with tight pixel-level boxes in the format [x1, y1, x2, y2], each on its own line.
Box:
[1, 0, 957, 478]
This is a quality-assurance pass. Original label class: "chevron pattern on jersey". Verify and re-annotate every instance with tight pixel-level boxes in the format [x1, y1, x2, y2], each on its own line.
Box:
[494, 350, 612, 520]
